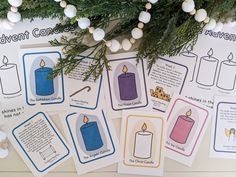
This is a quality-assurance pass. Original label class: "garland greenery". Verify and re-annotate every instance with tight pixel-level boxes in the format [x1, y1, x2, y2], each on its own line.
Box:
[1, 0, 236, 80]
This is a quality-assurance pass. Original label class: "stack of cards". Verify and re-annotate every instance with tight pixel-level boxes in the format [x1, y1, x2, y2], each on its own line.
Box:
[1, 18, 236, 177]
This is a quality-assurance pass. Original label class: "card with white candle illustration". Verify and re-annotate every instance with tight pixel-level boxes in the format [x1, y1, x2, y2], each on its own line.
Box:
[165, 94, 211, 166]
[68, 52, 102, 109]
[7, 110, 71, 177]
[118, 110, 165, 176]
[19, 47, 69, 111]
[104, 52, 149, 119]
[210, 96, 236, 159]
[60, 108, 120, 175]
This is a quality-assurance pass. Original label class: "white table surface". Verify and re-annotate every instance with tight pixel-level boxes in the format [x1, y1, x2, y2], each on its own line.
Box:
[2, 113, 236, 177]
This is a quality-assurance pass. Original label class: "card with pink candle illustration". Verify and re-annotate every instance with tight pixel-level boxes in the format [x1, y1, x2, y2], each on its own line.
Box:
[165, 94, 211, 166]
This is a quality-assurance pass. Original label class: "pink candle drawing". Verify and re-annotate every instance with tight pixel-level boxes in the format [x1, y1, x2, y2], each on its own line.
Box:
[170, 109, 195, 144]
[118, 65, 138, 101]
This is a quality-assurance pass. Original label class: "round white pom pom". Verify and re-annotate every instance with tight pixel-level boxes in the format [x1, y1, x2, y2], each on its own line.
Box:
[145, 3, 152, 10]
[64, 5, 77, 18]
[8, 0, 22, 7]
[213, 22, 223, 32]
[182, 0, 195, 13]
[0, 131, 7, 142]
[194, 9, 207, 22]
[109, 39, 121, 53]
[54, 0, 61, 2]
[122, 39, 132, 51]
[204, 18, 216, 30]
[0, 148, 8, 159]
[224, 18, 236, 28]
[78, 18, 91, 29]
[93, 28, 105, 41]
[139, 11, 151, 24]
[2, 20, 14, 30]
[131, 28, 143, 39]
[7, 11, 21, 23]
[10, 6, 18, 13]
[147, 0, 158, 4]
[60, 1, 67, 8]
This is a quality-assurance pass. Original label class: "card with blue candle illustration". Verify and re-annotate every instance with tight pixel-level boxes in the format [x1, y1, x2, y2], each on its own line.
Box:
[20, 47, 69, 111]
[60, 107, 120, 175]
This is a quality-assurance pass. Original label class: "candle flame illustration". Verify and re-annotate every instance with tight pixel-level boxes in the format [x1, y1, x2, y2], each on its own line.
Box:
[2, 56, 8, 65]
[122, 65, 128, 74]
[141, 123, 147, 132]
[186, 44, 193, 54]
[40, 59, 45, 68]
[186, 109, 192, 117]
[228, 52, 233, 62]
[207, 48, 213, 58]
[83, 115, 89, 123]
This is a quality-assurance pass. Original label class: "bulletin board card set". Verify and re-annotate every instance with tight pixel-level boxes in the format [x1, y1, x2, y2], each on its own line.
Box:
[2, 27, 236, 176]
[2, 47, 212, 177]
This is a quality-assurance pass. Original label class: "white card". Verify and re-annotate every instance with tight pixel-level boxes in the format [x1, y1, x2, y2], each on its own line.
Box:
[0, 18, 74, 121]
[7, 111, 71, 177]
[210, 96, 236, 159]
[118, 110, 166, 176]
[60, 108, 120, 175]
[68, 53, 102, 110]
[19, 46, 70, 111]
[147, 57, 188, 112]
[104, 52, 150, 119]
[165, 94, 211, 166]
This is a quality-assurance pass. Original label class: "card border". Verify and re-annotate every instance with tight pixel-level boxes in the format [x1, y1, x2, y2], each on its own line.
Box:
[213, 101, 236, 153]
[22, 51, 65, 106]
[106, 57, 148, 111]
[12, 112, 70, 172]
[151, 57, 189, 112]
[123, 114, 164, 168]
[165, 98, 209, 157]
[65, 110, 115, 164]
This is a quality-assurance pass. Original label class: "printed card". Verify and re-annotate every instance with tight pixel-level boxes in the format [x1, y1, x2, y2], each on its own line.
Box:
[118, 110, 165, 176]
[165, 94, 211, 166]
[68, 53, 102, 110]
[60, 108, 120, 175]
[210, 96, 236, 158]
[148, 57, 188, 112]
[104, 52, 150, 119]
[19, 47, 69, 111]
[7, 111, 71, 177]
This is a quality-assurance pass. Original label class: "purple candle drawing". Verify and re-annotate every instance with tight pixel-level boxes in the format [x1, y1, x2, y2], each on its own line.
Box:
[118, 65, 138, 101]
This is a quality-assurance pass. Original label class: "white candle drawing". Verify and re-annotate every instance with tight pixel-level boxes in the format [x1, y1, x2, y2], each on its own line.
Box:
[196, 48, 219, 86]
[179, 44, 198, 82]
[217, 52, 236, 90]
[0, 56, 21, 95]
[133, 123, 153, 159]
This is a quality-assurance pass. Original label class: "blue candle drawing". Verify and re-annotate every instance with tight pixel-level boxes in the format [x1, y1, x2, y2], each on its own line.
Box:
[118, 65, 138, 101]
[80, 115, 103, 151]
[35, 59, 54, 96]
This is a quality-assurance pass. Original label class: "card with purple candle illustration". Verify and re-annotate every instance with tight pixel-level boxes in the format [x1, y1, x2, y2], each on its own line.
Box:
[104, 52, 150, 119]
[20, 47, 69, 111]
[165, 94, 211, 166]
